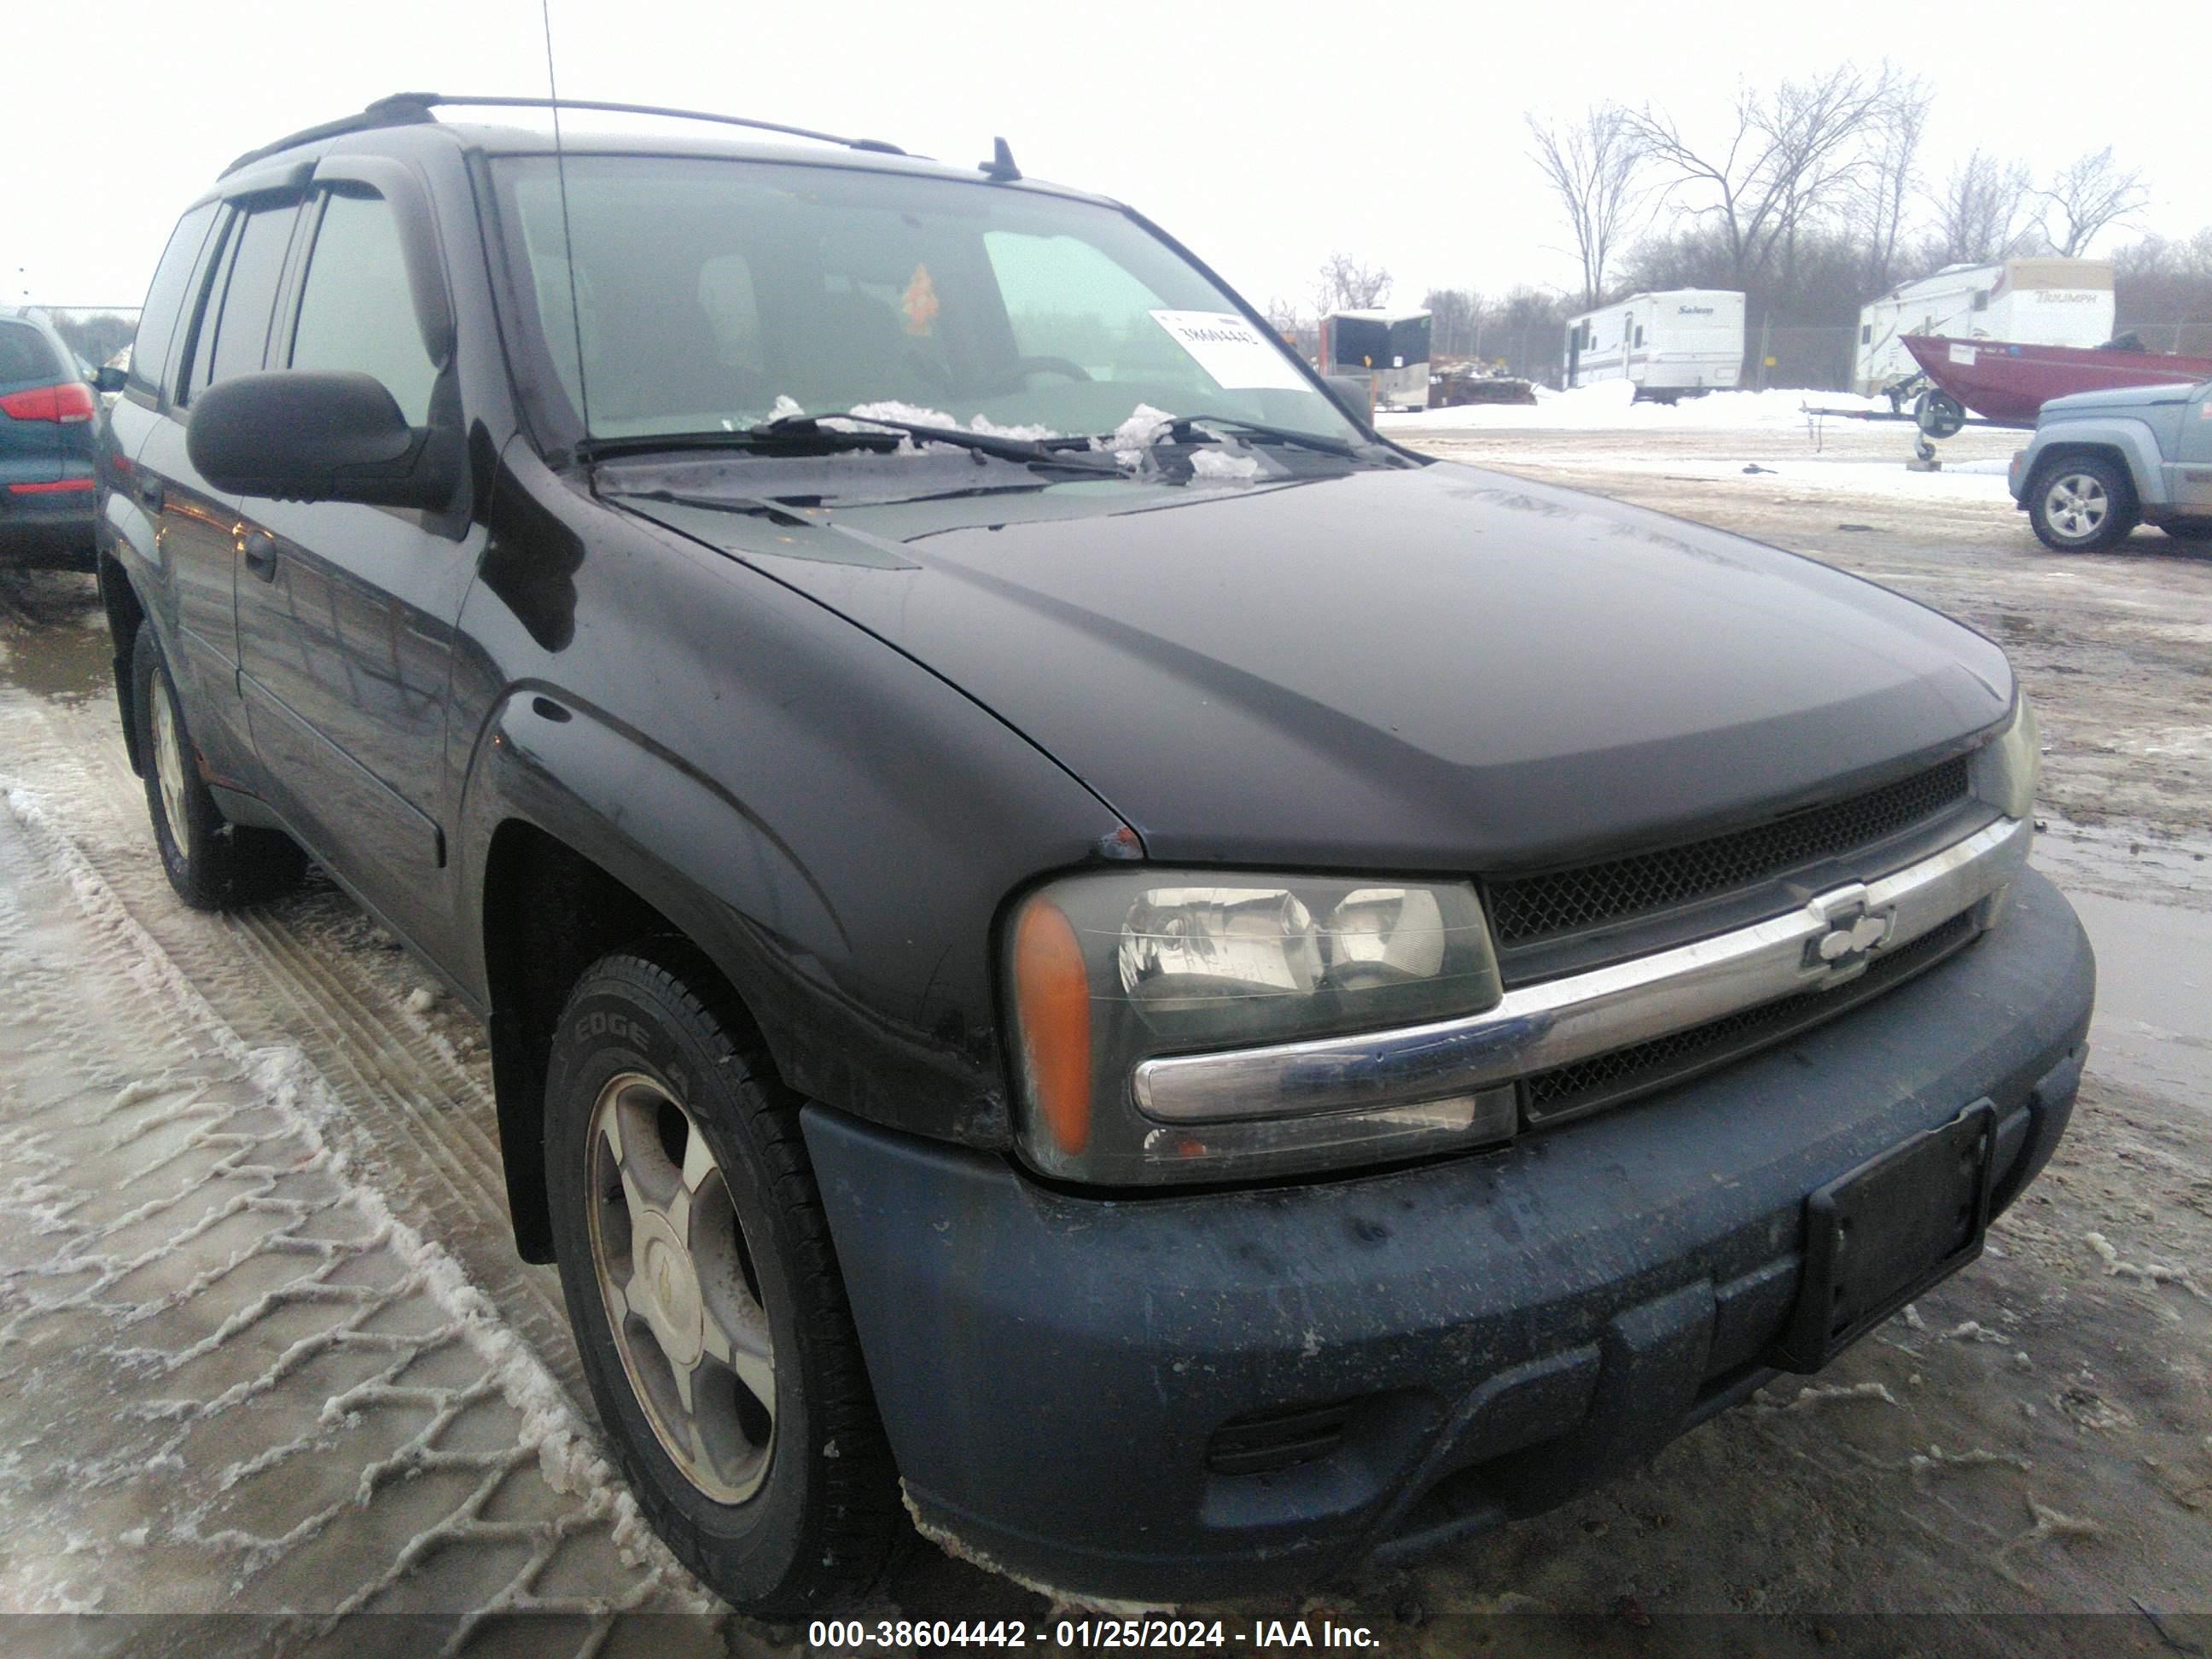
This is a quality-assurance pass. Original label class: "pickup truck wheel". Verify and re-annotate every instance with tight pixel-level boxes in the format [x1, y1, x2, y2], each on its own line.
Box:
[2028, 457, 2138, 552]
[544, 946, 900, 1616]
[131, 625, 306, 910]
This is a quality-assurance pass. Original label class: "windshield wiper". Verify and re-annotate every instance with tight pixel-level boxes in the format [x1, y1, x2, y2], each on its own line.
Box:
[751, 411, 1117, 471]
[1138, 414, 1362, 458]
[577, 415, 1116, 472]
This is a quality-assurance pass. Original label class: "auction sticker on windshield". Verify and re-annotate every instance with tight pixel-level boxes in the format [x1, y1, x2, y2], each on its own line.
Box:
[1150, 310, 1308, 391]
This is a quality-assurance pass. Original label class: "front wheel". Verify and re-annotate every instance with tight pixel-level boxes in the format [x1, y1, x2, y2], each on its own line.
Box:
[544, 945, 900, 1616]
[2028, 456, 2138, 552]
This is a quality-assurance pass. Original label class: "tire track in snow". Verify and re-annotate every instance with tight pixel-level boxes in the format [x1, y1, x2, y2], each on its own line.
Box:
[0, 685, 585, 1405]
[0, 780, 721, 1639]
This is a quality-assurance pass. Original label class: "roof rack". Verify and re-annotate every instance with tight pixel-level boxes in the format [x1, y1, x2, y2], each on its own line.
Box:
[219, 92, 906, 178]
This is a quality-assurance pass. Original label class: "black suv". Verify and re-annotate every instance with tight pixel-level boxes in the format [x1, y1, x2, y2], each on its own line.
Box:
[97, 95, 2094, 1614]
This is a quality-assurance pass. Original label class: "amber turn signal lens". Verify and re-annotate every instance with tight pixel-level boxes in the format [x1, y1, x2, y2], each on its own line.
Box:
[1014, 898, 1091, 1155]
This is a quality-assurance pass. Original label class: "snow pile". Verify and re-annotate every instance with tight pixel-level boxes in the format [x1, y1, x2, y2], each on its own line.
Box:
[1097, 403, 1176, 463]
[843, 400, 1063, 444]
[1189, 448, 1261, 482]
[2084, 1231, 2208, 1299]
[1763, 1380, 1901, 1412]
[1380, 381, 1892, 433]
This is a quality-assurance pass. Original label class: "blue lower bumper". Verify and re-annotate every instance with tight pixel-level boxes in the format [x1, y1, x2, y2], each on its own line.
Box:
[804, 867, 2093, 1602]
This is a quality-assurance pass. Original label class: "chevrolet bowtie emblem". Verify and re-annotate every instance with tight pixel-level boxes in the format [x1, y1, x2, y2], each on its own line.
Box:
[1804, 883, 1895, 986]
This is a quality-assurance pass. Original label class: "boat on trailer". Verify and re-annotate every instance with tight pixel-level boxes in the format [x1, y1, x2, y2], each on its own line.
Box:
[1903, 334, 2212, 427]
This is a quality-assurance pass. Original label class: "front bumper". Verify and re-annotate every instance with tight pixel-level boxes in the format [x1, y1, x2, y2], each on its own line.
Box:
[803, 867, 2093, 1603]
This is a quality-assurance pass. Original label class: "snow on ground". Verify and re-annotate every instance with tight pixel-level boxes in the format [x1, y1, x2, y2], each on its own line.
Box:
[1378, 380, 1892, 433]
[1486, 447, 2019, 505]
[0, 707, 725, 1644]
[1381, 381, 2023, 506]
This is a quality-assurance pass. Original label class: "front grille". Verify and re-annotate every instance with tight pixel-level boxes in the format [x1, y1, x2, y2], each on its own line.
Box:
[1487, 756, 1973, 947]
[1522, 908, 1981, 1123]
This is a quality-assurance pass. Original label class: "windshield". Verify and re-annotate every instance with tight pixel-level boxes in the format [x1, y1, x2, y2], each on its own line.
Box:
[489, 154, 1361, 450]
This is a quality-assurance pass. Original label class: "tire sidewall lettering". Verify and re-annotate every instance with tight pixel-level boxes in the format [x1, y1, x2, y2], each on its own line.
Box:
[561, 1003, 693, 1102]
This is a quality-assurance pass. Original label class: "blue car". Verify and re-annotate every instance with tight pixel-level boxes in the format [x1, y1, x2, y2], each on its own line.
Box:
[0, 306, 99, 568]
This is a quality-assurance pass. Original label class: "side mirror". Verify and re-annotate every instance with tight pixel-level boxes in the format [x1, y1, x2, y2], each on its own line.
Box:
[186, 370, 457, 509]
[93, 364, 127, 395]
[1324, 374, 1375, 426]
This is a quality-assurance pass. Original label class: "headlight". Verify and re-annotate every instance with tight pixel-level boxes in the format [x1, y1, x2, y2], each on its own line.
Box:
[1006, 870, 1506, 1185]
[1968, 691, 2040, 820]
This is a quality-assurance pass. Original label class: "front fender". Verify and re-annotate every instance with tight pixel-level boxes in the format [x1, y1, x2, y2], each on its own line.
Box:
[2021, 419, 2170, 508]
[443, 438, 1133, 1262]
[455, 685, 1044, 1148]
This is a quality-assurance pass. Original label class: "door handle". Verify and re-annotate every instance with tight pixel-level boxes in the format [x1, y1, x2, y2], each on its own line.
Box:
[136, 475, 165, 512]
[242, 530, 279, 583]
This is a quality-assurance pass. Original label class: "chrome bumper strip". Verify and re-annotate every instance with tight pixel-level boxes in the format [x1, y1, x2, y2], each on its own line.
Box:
[1131, 815, 2030, 1126]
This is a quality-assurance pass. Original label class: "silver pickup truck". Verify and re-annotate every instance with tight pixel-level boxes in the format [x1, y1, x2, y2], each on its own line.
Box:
[2009, 381, 2212, 551]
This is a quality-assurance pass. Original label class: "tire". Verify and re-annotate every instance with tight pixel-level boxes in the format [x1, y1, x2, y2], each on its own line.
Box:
[1914, 389, 1966, 439]
[544, 945, 900, 1617]
[2027, 455, 2138, 552]
[131, 624, 306, 911]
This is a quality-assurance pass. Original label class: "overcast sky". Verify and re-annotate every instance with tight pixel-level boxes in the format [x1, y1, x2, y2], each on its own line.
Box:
[4, 0, 2200, 314]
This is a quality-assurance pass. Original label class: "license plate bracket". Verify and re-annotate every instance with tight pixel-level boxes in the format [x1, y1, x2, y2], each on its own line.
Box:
[1772, 1100, 1997, 1372]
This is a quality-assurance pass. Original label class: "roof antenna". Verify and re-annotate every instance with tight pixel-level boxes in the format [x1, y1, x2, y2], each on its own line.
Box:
[979, 137, 1021, 183]
[539, 0, 593, 452]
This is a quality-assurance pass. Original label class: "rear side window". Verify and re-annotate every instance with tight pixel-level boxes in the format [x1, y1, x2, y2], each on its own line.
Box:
[129, 201, 220, 400]
[289, 190, 437, 425]
[184, 204, 300, 402]
[0, 321, 61, 384]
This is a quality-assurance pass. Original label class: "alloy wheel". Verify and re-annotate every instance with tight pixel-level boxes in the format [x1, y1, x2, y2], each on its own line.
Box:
[150, 680, 192, 845]
[585, 1072, 776, 1503]
[2043, 472, 2110, 543]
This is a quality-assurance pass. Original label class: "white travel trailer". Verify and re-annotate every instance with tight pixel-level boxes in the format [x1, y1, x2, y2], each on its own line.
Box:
[1563, 289, 1744, 399]
[1854, 259, 2116, 396]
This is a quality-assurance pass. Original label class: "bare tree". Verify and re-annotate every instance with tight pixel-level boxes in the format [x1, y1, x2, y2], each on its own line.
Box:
[1525, 105, 1647, 309]
[2039, 147, 2149, 257]
[1313, 253, 1393, 314]
[1261, 295, 1315, 362]
[1626, 63, 1910, 290]
[1927, 150, 2037, 265]
[1422, 288, 1493, 358]
[1853, 74, 1932, 291]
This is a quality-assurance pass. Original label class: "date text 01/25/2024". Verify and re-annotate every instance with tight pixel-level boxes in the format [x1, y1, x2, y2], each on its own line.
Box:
[804, 1618, 1382, 1650]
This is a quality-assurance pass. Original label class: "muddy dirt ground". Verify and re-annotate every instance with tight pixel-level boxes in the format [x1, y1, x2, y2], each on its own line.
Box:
[0, 416, 2206, 1656]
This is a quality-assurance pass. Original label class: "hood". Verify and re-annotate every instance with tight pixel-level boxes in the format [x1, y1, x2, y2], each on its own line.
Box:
[2041, 381, 2202, 418]
[619, 459, 2012, 873]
